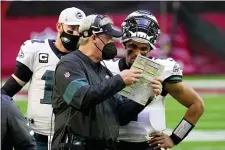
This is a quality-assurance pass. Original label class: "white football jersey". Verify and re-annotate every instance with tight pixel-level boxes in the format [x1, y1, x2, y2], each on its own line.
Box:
[16, 39, 61, 136]
[103, 57, 183, 142]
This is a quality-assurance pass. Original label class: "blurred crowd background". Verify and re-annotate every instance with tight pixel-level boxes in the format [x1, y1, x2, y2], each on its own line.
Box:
[2, 1, 225, 77]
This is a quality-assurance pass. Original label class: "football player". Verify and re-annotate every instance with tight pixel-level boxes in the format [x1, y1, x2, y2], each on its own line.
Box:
[103, 10, 204, 150]
[1, 7, 86, 150]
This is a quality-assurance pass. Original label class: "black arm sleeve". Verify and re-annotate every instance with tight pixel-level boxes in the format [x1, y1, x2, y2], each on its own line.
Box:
[8, 100, 37, 150]
[14, 61, 33, 82]
[1, 61, 33, 97]
[1, 77, 23, 97]
[55, 61, 125, 111]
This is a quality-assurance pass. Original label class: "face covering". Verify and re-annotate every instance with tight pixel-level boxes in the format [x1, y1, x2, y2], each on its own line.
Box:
[101, 42, 117, 60]
[60, 31, 80, 51]
[95, 37, 117, 60]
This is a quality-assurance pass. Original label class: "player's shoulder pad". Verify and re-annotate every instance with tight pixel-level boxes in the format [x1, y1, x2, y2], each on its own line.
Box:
[152, 57, 183, 81]
[16, 39, 47, 64]
[20, 39, 46, 53]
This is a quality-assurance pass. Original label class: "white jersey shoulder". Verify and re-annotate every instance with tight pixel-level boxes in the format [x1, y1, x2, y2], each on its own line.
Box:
[17, 39, 59, 136]
[151, 57, 183, 82]
[16, 39, 51, 71]
[102, 58, 121, 75]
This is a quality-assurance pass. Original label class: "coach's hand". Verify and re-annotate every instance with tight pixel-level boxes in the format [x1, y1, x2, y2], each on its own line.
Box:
[148, 132, 175, 149]
[150, 77, 162, 96]
[120, 69, 142, 85]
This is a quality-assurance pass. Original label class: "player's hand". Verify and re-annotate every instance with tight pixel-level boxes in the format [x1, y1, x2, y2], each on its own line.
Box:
[148, 132, 175, 149]
[120, 69, 142, 85]
[150, 77, 162, 96]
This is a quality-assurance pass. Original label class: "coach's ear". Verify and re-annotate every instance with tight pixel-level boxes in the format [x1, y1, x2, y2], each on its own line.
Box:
[91, 34, 97, 44]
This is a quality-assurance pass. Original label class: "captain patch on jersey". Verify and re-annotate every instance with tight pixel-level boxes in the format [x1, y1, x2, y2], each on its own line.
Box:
[39, 53, 49, 63]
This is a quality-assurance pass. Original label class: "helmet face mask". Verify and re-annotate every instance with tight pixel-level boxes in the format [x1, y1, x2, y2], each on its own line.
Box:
[121, 10, 160, 50]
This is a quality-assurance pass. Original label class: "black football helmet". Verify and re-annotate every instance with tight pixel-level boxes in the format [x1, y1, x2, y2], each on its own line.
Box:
[121, 10, 160, 50]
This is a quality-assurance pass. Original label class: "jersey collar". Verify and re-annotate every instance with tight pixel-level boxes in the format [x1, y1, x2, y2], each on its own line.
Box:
[48, 39, 68, 59]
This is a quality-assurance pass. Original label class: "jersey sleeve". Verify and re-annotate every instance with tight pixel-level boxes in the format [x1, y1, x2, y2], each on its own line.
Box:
[16, 40, 39, 72]
[159, 58, 183, 83]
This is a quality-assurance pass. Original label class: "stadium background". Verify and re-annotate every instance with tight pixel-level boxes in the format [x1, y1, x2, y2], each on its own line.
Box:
[1, 1, 225, 149]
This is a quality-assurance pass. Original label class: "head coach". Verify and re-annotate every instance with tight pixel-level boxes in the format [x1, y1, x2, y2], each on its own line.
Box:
[51, 14, 162, 150]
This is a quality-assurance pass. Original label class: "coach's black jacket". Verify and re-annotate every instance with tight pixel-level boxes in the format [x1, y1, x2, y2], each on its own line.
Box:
[1, 94, 37, 150]
[51, 50, 147, 149]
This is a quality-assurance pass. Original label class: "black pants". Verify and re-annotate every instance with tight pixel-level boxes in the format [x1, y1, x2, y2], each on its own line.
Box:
[116, 141, 161, 150]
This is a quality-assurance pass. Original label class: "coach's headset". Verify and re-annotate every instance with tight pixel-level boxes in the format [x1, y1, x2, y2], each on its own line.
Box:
[80, 14, 112, 37]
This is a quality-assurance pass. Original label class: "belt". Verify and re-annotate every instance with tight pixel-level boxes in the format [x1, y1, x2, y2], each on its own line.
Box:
[60, 133, 116, 150]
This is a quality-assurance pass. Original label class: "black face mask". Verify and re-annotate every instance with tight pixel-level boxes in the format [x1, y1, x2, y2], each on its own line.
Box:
[101, 42, 117, 60]
[60, 31, 80, 51]
[95, 37, 117, 60]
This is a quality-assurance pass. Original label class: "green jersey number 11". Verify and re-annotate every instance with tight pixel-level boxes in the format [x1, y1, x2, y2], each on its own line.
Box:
[40, 70, 54, 104]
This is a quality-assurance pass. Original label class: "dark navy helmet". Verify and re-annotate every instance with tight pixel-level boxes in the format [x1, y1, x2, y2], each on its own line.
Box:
[121, 10, 160, 50]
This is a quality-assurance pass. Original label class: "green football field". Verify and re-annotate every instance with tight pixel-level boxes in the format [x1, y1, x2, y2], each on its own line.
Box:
[182, 75, 225, 80]
[165, 94, 225, 150]
[15, 94, 225, 150]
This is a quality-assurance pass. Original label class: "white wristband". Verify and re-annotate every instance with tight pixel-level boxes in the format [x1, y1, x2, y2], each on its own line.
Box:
[173, 119, 194, 139]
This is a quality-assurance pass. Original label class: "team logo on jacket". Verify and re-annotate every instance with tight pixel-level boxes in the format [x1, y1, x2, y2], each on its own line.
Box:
[39, 53, 49, 63]
[64, 72, 70, 78]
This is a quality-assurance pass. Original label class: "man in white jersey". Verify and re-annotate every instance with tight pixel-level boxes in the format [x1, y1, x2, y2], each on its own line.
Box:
[104, 10, 204, 150]
[1, 7, 86, 150]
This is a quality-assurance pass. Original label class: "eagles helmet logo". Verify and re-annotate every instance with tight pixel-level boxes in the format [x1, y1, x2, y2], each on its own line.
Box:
[173, 63, 182, 74]
[76, 12, 83, 19]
